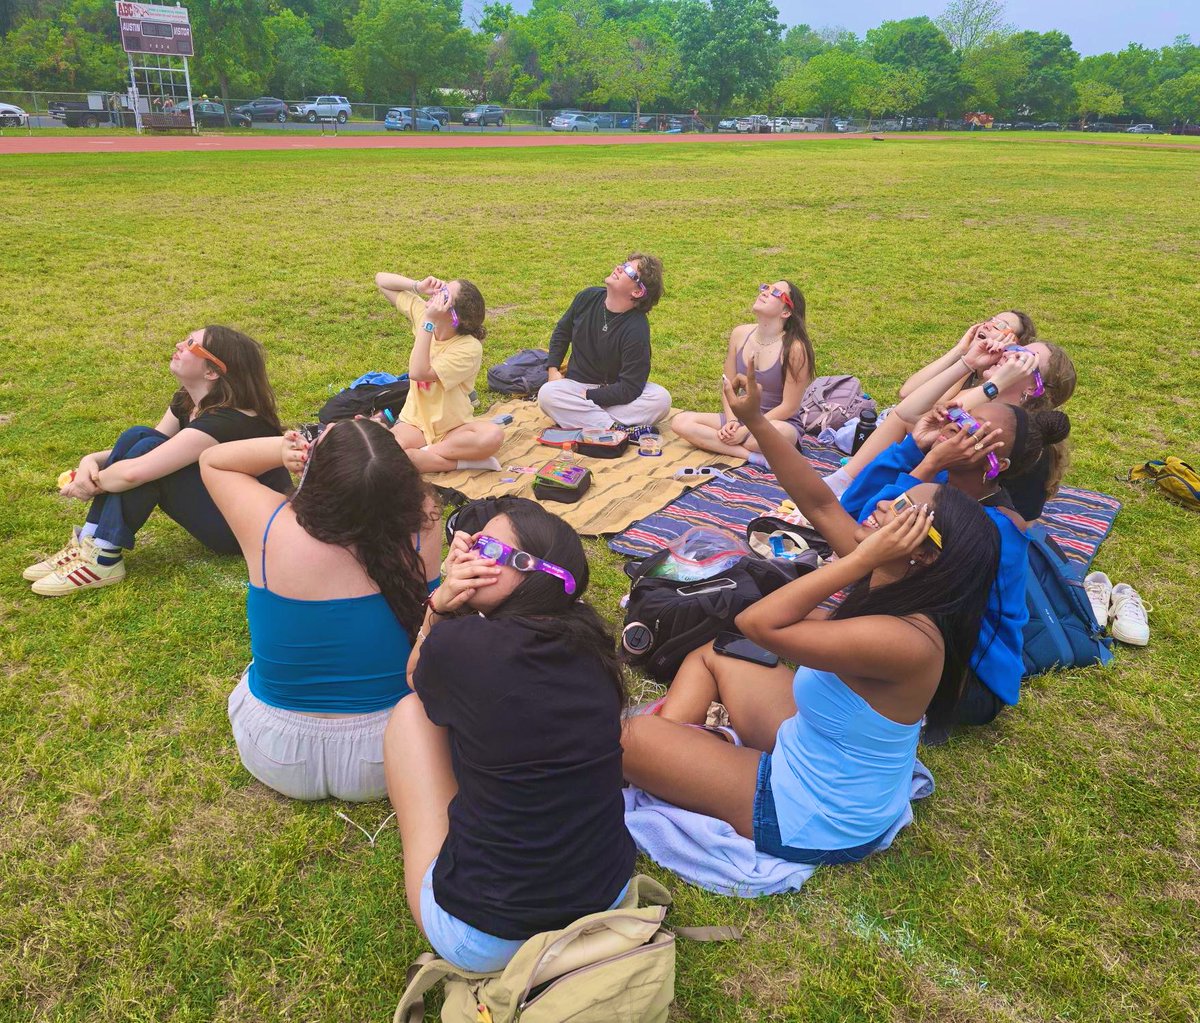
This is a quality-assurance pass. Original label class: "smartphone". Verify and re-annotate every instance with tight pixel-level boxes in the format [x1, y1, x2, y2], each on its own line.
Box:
[676, 578, 738, 597]
[713, 630, 780, 668]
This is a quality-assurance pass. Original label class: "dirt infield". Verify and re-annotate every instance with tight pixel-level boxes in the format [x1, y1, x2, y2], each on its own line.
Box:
[1, 129, 1195, 157]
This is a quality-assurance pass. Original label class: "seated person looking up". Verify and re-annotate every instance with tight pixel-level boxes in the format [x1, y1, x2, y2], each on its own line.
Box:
[26, 326, 288, 596]
[623, 453, 1000, 865]
[374, 270, 504, 472]
[537, 254, 671, 431]
[200, 420, 441, 802]
[384, 498, 635, 973]
[673, 281, 814, 465]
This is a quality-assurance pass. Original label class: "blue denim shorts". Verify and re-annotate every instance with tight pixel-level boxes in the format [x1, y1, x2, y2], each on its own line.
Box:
[751, 753, 887, 866]
[420, 861, 631, 974]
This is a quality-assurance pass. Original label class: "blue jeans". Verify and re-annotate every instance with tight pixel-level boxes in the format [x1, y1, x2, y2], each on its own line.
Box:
[420, 861, 630, 974]
[752, 753, 888, 866]
[85, 425, 241, 552]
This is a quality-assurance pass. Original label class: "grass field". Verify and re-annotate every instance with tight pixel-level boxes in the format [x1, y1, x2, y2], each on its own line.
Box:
[2, 136, 1199, 1022]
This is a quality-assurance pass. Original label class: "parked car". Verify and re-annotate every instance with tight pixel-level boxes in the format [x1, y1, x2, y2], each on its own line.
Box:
[737, 115, 771, 133]
[771, 117, 792, 133]
[1013, 121, 1036, 130]
[178, 101, 251, 128]
[1085, 121, 1117, 132]
[0, 102, 28, 127]
[717, 117, 738, 132]
[1037, 121, 1061, 130]
[289, 95, 351, 123]
[234, 97, 289, 123]
[550, 113, 598, 132]
[463, 104, 504, 126]
[668, 115, 708, 133]
[384, 107, 441, 131]
[1126, 123, 1160, 134]
[48, 99, 120, 127]
[420, 105, 450, 125]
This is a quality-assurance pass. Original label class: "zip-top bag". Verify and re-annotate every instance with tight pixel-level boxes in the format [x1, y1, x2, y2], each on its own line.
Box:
[796, 375, 876, 435]
[394, 875, 740, 1023]
[1129, 457, 1200, 511]
[487, 349, 550, 396]
[1022, 524, 1115, 676]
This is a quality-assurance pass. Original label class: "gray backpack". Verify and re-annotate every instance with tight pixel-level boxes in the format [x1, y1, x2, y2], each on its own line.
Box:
[797, 375, 876, 434]
[487, 349, 550, 395]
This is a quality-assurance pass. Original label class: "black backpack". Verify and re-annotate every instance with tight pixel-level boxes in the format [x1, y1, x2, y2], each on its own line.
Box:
[620, 551, 818, 682]
[487, 349, 550, 395]
[317, 379, 411, 424]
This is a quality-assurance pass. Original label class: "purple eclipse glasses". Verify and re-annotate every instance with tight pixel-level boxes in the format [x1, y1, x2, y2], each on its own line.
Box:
[469, 535, 577, 595]
[945, 407, 1001, 480]
[1004, 345, 1044, 398]
[442, 285, 460, 329]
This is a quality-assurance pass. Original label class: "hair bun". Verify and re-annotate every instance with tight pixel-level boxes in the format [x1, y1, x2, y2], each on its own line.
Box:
[1032, 409, 1071, 445]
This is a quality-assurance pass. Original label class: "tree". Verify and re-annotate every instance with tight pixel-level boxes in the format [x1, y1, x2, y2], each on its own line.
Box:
[961, 31, 1029, 115]
[1074, 79, 1122, 127]
[859, 66, 927, 121]
[479, 2, 515, 36]
[189, 0, 271, 121]
[867, 17, 964, 117]
[1008, 29, 1078, 119]
[592, 23, 680, 120]
[780, 23, 826, 63]
[1154, 69, 1200, 124]
[774, 47, 878, 120]
[675, 0, 783, 111]
[264, 10, 346, 99]
[350, 0, 471, 112]
[935, 0, 1011, 53]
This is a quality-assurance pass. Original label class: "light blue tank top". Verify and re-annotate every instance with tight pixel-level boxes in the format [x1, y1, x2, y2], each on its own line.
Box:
[246, 502, 432, 714]
[769, 666, 920, 850]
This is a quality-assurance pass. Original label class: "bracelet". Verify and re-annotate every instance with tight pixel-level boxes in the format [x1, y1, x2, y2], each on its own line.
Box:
[959, 355, 975, 373]
[424, 593, 450, 617]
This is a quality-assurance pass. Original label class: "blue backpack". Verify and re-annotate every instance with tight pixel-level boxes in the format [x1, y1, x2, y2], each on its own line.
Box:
[1022, 524, 1114, 676]
[486, 349, 549, 395]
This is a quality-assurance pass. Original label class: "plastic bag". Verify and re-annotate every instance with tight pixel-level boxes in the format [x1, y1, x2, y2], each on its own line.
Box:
[648, 527, 752, 582]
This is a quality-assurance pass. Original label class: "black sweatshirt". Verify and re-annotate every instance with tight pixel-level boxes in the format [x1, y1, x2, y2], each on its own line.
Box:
[547, 287, 652, 408]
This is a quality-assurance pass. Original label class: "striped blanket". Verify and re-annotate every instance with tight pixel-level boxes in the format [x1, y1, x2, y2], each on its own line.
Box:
[608, 442, 1121, 580]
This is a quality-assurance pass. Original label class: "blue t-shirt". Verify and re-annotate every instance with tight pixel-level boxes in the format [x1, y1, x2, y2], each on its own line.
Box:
[841, 436, 1029, 705]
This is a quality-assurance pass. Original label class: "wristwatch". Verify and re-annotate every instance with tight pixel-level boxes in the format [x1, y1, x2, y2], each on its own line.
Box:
[981, 381, 999, 399]
[422, 321, 435, 333]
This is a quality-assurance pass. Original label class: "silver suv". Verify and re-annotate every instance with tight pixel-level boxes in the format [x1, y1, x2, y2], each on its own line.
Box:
[289, 95, 351, 123]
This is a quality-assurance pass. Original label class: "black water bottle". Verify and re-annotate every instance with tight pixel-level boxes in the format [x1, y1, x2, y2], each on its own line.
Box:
[850, 409, 878, 455]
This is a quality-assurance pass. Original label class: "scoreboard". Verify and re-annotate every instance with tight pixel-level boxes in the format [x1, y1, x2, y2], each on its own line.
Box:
[116, 2, 193, 57]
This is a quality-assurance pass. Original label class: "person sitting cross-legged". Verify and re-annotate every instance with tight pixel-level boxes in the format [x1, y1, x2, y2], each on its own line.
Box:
[536, 253, 672, 431]
[374, 269, 504, 473]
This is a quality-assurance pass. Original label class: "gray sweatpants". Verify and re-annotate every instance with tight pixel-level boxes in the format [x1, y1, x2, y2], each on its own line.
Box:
[537, 378, 672, 431]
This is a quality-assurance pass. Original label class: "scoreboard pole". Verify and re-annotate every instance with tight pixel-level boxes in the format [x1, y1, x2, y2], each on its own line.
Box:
[182, 56, 195, 131]
[127, 53, 143, 132]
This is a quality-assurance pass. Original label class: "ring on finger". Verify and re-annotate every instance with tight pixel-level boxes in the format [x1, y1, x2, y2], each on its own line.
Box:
[973, 441, 984, 451]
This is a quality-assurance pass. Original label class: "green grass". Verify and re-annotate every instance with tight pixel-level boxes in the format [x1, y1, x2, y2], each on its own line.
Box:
[1, 136, 1198, 1022]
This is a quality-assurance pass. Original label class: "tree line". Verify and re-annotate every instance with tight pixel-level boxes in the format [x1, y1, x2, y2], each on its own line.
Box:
[1, 0, 1198, 125]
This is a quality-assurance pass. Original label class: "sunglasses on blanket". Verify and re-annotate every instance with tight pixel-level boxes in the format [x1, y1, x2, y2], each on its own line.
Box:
[469, 535, 577, 595]
[945, 407, 1001, 480]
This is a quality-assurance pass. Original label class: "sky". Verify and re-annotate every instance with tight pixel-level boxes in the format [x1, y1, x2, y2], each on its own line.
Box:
[495, 1, 1192, 58]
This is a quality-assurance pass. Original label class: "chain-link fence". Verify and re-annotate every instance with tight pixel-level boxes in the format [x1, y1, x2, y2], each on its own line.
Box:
[1, 91, 1188, 137]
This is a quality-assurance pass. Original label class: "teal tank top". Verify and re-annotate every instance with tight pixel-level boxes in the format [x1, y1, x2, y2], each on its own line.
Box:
[246, 502, 432, 714]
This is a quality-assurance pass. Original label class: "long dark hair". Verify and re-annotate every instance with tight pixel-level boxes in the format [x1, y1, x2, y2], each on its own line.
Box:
[999, 404, 1072, 482]
[780, 280, 815, 383]
[484, 498, 627, 709]
[173, 325, 283, 434]
[452, 279, 487, 341]
[290, 419, 432, 639]
[833, 486, 1000, 727]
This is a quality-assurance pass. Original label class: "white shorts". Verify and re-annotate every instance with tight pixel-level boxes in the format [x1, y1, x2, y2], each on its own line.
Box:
[227, 670, 396, 802]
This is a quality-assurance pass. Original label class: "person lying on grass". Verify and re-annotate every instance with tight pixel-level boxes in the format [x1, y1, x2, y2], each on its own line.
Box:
[374, 269, 504, 472]
[836, 397, 1068, 739]
[537, 253, 672, 432]
[672, 280, 815, 465]
[384, 498, 634, 973]
[830, 338, 1075, 518]
[623, 420, 1001, 865]
[200, 420, 441, 802]
[25, 326, 288, 597]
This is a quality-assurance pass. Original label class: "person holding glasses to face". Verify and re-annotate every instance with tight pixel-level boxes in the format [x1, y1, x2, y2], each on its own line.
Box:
[537, 253, 672, 432]
[25, 326, 290, 596]
[383, 497, 635, 973]
[673, 280, 814, 464]
[374, 269, 504, 473]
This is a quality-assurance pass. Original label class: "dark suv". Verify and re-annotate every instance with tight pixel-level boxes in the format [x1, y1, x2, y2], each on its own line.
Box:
[234, 97, 289, 123]
[463, 104, 504, 126]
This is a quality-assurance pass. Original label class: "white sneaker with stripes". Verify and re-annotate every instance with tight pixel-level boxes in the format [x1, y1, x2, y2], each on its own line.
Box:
[30, 537, 125, 596]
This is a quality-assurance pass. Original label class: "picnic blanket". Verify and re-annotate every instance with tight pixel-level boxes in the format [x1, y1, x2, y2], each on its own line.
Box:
[609, 440, 1122, 580]
[622, 758, 935, 897]
[427, 400, 716, 535]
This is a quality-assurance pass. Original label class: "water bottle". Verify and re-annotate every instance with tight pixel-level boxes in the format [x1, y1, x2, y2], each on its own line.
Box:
[850, 409, 878, 455]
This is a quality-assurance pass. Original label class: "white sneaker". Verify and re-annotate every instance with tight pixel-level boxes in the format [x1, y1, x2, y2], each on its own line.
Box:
[30, 536, 126, 596]
[1083, 571, 1113, 630]
[23, 528, 83, 582]
[1109, 583, 1150, 646]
